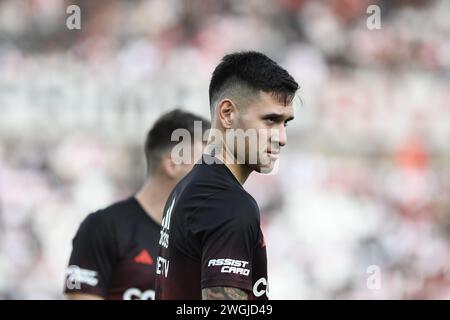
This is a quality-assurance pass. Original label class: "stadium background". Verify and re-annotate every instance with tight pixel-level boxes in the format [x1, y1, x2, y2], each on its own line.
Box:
[0, 0, 449, 299]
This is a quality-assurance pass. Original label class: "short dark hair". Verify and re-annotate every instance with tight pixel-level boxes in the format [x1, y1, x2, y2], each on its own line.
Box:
[209, 51, 299, 115]
[144, 109, 210, 174]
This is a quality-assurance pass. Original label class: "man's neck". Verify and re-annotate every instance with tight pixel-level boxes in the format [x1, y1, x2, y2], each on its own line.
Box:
[135, 175, 174, 225]
[207, 143, 252, 185]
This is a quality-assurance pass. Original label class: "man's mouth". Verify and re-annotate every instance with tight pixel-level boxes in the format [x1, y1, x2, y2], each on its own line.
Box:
[265, 150, 280, 160]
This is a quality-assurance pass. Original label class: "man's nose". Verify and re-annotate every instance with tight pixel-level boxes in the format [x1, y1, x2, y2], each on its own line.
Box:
[271, 125, 287, 149]
[278, 125, 287, 147]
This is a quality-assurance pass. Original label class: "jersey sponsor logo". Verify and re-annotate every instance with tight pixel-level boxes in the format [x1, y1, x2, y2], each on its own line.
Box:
[65, 265, 98, 289]
[159, 196, 175, 249]
[123, 288, 155, 300]
[156, 256, 170, 278]
[208, 258, 250, 276]
[134, 249, 154, 265]
[252, 277, 269, 298]
[159, 229, 170, 249]
[208, 258, 249, 268]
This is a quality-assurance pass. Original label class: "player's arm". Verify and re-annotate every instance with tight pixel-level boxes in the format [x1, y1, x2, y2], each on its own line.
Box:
[202, 287, 248, 300]
[66, 293, 104, 300]
[64, 212, 117, 299]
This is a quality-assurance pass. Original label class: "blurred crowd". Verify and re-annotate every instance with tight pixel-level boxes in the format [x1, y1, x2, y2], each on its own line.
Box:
[0, 0, 449, 299]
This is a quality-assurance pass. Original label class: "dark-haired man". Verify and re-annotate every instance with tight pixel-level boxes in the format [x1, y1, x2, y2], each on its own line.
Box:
[155, 52, 299, 300]
[64, 109, 210, 300]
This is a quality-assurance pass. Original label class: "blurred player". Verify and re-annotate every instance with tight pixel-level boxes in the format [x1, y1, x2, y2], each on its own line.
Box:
[64, 109, 210, 300]
[155, 52, 299, 300]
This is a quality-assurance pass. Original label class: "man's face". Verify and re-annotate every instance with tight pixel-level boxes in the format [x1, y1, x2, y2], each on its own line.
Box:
[232, 91, 294, 173]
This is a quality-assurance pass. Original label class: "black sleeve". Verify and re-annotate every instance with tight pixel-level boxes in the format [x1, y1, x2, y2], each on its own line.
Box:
[188, 190, 260, 292]
[64, 211, 117, 298]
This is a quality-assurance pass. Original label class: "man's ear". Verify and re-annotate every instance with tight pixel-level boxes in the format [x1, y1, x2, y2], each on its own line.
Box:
[160, 151, 177, 179]
[216, 99, 237, 129]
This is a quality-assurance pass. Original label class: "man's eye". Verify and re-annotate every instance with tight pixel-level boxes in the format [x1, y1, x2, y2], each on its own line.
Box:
[266, 118, 276, 124]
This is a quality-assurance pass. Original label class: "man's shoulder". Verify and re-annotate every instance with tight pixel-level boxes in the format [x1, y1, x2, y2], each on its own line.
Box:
[217, 187, 257, 205]
[82, 197, 137, 228]
[173, 164, 231, 202]
[198, 188, 260, 221]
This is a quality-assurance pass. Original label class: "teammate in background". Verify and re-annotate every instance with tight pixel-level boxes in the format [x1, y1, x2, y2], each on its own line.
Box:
[155, 52, 299, 300]
[64, 109, 210, 300]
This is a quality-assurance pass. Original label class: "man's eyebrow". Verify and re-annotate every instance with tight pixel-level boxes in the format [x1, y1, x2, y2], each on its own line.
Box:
[262, 113, 294, 120]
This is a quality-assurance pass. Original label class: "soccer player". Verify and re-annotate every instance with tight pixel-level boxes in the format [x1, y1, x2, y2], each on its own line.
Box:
[155, 52, 299, 300]
[64, 109, 210, 300]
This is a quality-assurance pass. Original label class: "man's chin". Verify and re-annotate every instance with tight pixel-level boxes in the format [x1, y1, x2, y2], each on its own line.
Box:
[255, 159, 279, 174]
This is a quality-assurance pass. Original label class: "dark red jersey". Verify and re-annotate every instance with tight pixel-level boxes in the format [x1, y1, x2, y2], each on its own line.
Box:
[155, 155, 268, 300]
[64, 197, 160, 300]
